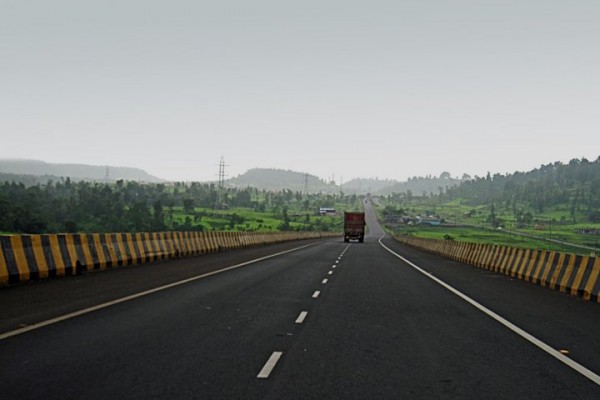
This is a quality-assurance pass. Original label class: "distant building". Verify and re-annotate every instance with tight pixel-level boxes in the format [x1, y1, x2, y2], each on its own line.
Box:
[319, 207, 337, 216]
[417, 216, 441, 226]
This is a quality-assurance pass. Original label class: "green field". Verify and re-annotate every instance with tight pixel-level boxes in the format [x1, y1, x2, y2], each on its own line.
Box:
[377, 198, 600, 256]
[166, 202, 356, 233]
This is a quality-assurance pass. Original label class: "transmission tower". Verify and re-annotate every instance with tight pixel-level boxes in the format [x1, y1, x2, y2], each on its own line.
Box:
[218, 156, 227, 189]
[214, 156, 228, 214]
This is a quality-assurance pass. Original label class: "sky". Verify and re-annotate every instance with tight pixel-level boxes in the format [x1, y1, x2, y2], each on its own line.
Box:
[2, 0, 599, 184]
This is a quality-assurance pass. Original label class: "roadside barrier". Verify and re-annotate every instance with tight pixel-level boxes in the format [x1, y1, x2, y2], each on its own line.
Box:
[0, 231, 338, 285]
[393, 235, 600, 303]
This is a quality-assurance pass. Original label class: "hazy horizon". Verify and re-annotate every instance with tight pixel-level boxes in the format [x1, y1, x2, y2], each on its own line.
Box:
[3, 156, 600, 186]
[2, 1, 599, 185]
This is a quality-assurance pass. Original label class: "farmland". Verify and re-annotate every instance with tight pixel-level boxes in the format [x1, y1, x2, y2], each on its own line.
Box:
[376, 196, 600, 256]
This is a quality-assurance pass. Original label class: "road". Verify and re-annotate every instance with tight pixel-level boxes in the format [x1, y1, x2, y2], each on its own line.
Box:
[1, 202, 600, 399]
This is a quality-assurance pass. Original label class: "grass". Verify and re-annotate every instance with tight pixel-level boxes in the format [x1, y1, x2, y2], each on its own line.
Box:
[379, 198, 600, 256]
[392, 225, 586, 254]
[166, 203, 350, 232]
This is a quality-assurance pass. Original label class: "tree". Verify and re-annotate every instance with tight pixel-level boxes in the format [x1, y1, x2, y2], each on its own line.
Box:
[183, 198, 195, 214]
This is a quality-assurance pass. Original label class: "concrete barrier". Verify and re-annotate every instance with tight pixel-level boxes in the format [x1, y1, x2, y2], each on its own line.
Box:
[393, 235, 600, 302]
[0, 231, 338, 285]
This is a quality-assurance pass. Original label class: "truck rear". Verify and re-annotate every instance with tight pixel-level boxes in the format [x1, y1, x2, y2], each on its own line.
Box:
[344, 211, 366, 243]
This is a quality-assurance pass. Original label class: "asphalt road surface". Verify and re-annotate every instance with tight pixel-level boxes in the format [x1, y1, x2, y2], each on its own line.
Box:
[2, 202, 600, 399]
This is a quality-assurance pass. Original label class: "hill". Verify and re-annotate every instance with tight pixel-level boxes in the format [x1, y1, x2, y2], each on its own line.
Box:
[226, 168, 337, 193]
[444, 157, 600, 221]
[0, 159, 163, 184]
[376, 174, 463, 196]
[340, 174, 464, 196]
[226, 169, 466, 195]
[341, 178, 398, 194]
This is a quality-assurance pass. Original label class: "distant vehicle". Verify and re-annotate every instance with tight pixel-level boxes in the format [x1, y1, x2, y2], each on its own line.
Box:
[344, 212, 366, 243]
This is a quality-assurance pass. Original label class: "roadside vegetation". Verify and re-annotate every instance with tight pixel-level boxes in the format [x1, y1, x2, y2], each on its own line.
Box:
[376, 157, 600, 256]
[0, 178, 363, 234]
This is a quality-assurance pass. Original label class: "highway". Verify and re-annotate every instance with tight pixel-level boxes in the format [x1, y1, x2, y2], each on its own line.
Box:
[2, 202, 600, 399]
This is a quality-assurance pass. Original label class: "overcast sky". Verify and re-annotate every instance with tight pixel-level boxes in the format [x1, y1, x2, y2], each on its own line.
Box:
[2, 0, 599, 183]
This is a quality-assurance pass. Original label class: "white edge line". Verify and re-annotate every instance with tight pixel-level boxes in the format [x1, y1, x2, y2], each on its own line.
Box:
[0, 244, 316, 341]
[295, 311, 308, 324]
[378, 235, 600, 387]
[257, 351, 283, 379]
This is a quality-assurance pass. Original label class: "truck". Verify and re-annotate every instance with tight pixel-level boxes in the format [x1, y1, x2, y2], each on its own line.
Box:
[344, 211, 366, 243]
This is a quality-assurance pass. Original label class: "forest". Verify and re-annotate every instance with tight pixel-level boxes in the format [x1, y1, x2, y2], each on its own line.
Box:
[0, 178, 357, 234]
[442, 157, 600, 225]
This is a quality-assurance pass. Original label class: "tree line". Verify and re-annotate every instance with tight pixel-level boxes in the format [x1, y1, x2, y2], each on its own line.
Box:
[446, 157, 600, 222]
[380, 157, 600, 227]
[0, 178, 357, 234]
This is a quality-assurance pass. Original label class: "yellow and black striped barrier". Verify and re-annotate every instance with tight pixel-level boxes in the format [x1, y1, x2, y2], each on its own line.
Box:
[0, 231, 338, 285]
[393, 235, 600, 303]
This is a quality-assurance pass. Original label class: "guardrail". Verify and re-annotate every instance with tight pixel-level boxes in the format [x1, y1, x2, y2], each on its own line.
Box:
[393, 235, 600, 303]
[0, 231, 339, 285]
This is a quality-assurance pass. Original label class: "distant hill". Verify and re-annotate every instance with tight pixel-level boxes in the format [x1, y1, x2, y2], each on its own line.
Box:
[341, 178, 399, 194]
[227, 168, 337, 193]
[225, 169, 466, 195]
[340, 174, 465, 196]
[0, 159, 163, 184]
[376, 174, 463, 196]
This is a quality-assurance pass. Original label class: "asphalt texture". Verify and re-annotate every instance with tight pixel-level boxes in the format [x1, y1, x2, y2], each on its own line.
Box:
[2, 203, 600, 399]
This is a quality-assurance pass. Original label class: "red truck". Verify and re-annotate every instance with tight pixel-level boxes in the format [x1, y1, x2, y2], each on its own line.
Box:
[344, 211, 366, 243]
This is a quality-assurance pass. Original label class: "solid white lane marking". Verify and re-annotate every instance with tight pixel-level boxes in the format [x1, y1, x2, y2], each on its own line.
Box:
[378, 236, 600, 387]
[0, 244, 316, 341]
[295, 311, 308, 324]
[312, 291, 320, 298]
[322, 278, 328, 284]
[257, 351, 283, 379]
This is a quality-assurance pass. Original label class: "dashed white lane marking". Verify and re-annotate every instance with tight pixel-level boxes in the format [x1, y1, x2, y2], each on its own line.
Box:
[295, 311, 308, 324]
[0, 244, 316, 341]
[378, 236, 600, 388]
[322, 278, 328, 284]
[257, 351, 283, 379]
[335, 260, 339, 264]
[328, 271, 333, 275]
[332, 265, 336, 269]
[312, 291, 320, 298]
